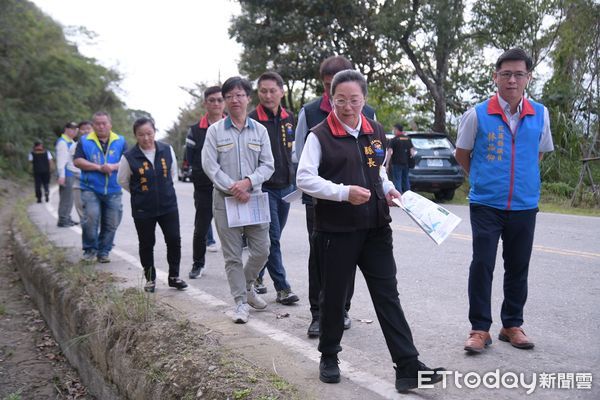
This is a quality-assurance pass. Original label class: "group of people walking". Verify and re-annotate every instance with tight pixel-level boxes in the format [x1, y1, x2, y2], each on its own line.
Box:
[30, 47, 552, 394]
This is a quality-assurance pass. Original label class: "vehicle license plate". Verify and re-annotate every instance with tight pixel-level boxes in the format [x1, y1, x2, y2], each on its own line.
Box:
[427, 159, 443, 167]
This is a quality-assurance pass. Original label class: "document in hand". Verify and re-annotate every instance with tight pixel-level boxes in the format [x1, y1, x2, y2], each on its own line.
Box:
[225, 192, 271, 228]
[392, 190, 461, 245]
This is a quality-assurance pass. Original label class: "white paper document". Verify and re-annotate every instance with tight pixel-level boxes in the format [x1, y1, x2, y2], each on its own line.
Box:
[225, 193, 271, 228]
[392, 190, 461, 245]
[282, 188, 303, 203]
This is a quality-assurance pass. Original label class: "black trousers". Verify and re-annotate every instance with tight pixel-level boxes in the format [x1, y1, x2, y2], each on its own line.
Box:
[314, 225, 419, 362]
[34, 172, 50, 201]
[468, 204, 538, 331]
[133, 210, 181, 281]
[305, 203, 355, 319]
[192, 183, 214, 267]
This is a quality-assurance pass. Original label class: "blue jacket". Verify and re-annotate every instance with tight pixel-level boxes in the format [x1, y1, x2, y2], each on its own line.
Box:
[470, 95, 545, 210]
[80, 131, 127, 195]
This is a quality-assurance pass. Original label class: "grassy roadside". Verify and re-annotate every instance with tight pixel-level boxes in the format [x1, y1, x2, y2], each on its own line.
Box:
[10, 193, 300, 400]
[421, 184, 600, 217]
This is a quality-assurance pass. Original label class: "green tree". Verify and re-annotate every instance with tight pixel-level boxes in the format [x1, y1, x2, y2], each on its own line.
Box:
[541, 0, 600, 204]
[230, 0, 384, 112]
[0, 0, 142, 175]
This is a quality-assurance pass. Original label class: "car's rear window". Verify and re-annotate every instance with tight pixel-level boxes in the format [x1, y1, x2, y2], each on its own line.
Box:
[411, 137, 453, 150]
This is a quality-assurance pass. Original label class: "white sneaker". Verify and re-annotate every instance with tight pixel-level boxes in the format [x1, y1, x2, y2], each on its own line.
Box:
[232, 302, 249, 324]
[246, 287, 267, 310]
[207, 243, 219, 253]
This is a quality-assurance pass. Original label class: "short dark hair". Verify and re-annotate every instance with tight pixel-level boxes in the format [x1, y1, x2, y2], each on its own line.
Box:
[203, 86, 222, 100]
[495, 48, 533, 71]
[65, 122, 77, 129]
[320, 56, 354, 79]
[394, 123, 404, 131]
[221, 76, 253, 96]
[257, 71, 284, 89]
[92, 111, 112, 123]
[133, 117, 156, 134]
[78, 121, 92, 129]
[331, 69, 368, 97]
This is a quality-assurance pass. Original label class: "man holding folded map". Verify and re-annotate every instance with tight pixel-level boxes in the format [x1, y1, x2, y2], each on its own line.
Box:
[201, 76, 275, 324]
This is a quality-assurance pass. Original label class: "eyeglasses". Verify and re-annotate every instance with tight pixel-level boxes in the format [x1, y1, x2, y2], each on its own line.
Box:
[333, 98, 364, 107]
[224, 93, 247, 101]
[206, 97, 224, 104]
[497, 71, 529, 80]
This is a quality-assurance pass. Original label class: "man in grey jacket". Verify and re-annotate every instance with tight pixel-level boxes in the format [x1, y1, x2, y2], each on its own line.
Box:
[202, 77, 275, 324]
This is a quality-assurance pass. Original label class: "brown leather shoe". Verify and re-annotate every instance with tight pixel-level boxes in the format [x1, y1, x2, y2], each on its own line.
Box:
[498, 327, 534, 349]
[464, 330, 492, 353]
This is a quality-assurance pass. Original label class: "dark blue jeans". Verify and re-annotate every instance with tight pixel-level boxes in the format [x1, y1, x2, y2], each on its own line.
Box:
[81, 191, 123, 257]
[391, 164, 410, 192]
[468, 204, 538, 331]
[258, 185, 294, 291]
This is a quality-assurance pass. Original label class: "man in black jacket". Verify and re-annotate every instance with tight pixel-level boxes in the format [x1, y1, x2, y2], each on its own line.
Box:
[249, 72, 299, 305]
[186, 86, 225, 279]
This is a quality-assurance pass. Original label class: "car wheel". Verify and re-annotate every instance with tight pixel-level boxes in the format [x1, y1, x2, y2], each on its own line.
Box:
[442, 189, 455, 201]
[434, 191, 445, 202]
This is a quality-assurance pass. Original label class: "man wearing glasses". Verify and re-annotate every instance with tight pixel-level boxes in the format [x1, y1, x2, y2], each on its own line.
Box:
[455, 48, 554, 353]
[201, 77, 275, 324]
[186, 86, 225, 279]
[249, 71, 299, 305]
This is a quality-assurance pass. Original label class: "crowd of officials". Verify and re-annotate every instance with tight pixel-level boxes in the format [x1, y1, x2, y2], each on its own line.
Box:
[29, 48, 552, 393]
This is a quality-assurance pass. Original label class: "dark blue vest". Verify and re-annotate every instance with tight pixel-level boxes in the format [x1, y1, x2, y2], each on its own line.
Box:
[124, 141, 178, 219]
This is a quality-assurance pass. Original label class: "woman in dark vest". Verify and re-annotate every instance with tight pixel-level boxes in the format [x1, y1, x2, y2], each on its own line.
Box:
[117, 117, 187, 293]
[296, 70, 444, 392]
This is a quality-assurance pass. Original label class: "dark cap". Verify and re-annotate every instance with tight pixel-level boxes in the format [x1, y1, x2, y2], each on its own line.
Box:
[65, 122, 77, 129]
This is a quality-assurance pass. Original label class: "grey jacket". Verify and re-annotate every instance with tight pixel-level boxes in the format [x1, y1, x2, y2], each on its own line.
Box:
[202, 116, 274, 194]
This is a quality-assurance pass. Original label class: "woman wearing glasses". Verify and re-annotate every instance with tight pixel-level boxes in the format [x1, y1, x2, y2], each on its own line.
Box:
[117, 117, 188, 293]
[296, 69, 444, 392]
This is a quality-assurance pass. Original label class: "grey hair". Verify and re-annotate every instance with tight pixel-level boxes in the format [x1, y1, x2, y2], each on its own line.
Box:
[331, 69, 368, 97]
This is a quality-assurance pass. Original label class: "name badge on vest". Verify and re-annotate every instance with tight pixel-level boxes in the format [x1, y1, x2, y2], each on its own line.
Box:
[364, 139, 384, 168]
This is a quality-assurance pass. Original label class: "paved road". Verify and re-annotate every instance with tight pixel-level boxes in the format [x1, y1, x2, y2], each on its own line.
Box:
[31, 182, 599, 399]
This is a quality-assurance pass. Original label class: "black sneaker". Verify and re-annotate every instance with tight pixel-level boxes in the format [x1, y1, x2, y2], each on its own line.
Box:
[97, 255, 111, 263]
[45, 193, 49, 202]
[189, 264, 204, 279]
[144, 281, 156, 293]
[276, 289, 299, 305]
[343, 310, 351, 330]
[168, 277, 188, 290]
[254, 277, 267, 294]
[395, 360, 445, 393]
[319, 354, 340, 383]
[307, 319, 320, 338]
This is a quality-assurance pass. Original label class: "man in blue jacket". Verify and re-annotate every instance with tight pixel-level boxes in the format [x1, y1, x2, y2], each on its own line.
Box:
[73, 111, 127, 263]
[455, 48, 554, 353]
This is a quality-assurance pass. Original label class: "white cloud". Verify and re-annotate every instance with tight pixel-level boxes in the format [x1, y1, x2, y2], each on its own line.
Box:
[31, 0, 242, 134]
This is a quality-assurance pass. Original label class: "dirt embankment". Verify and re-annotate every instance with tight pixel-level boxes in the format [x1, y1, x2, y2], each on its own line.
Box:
[2, 179, 300, 400]
[0, 180, 91, 399]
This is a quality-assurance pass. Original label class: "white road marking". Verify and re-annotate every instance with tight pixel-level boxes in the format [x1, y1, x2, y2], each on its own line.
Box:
[44, 187, 409, 399]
